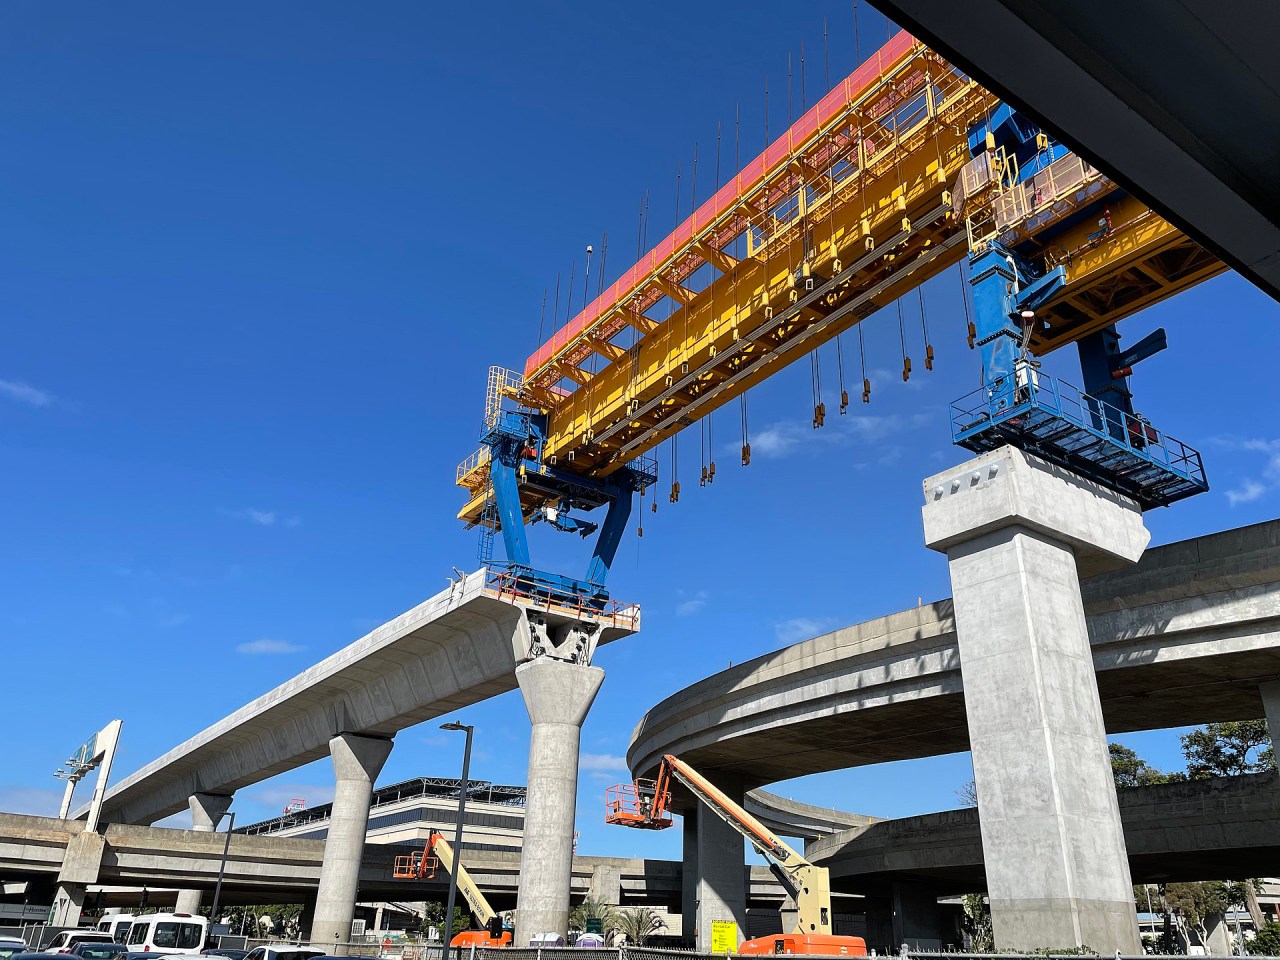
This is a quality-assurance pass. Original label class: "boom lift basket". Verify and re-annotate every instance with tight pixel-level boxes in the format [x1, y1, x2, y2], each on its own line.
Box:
[392, 852, 439, 880]
[604, 780, 673, 829]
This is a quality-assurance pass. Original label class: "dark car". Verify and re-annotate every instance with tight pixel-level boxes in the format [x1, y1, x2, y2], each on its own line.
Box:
[12, 954, 72, 960]
[202, 952, 248, 960]
[68, 946, 128, 960]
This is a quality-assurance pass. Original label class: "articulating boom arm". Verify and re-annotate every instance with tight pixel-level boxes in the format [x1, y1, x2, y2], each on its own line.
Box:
[394, 832, 501, 931]
[607, 754, 834, 937]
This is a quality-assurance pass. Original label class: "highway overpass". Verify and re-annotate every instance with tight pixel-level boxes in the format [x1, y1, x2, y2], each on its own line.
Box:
[629, 519, 1280, 785]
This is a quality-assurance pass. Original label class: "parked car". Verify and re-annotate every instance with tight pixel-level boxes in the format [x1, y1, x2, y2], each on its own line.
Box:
[46, 932, 114, 955]
[0, 940, 29, 960]
[12, 954, 71, 960]
[240, 946, 325, 960]
[68, 944, 128, 960]
[200, 951, 248, 960]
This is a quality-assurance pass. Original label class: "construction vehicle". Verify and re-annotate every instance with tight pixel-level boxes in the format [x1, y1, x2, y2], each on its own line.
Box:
[458, 31, 1213, 609]
[606, 754, 867, 957]
[393, 832, 513, 948]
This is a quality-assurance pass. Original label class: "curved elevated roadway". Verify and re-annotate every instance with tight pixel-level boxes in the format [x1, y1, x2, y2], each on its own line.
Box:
[628, 520, 1280, 791]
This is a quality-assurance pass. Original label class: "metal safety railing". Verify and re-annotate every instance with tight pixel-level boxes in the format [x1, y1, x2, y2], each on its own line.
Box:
[482, 567, 642, 631]
[950, 371, 1207, 507]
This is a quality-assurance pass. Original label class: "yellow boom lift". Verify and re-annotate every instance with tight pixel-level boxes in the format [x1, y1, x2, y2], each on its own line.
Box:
[394, 832, 513, 948]
[607, 754, 867, 956]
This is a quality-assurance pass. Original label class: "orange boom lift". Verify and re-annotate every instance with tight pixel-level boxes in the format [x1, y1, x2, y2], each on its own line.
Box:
[607, 754, 867, 956]
[394, 832, 513, 948]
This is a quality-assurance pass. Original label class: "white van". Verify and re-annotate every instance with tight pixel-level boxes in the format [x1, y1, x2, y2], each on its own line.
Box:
[125, 913, 208, 955]
[97, 915, 135, 944]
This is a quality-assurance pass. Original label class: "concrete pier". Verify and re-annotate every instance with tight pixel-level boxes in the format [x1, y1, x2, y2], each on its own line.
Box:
[892, 879, 947, 950]
[682, 814, 699, 940]
[310, 733, 394, 952]
[696, 773, 747, 951]
[923, 446, 1147, 953]
[174, 793, 233, 915]
[513, 658, 604, 945]
[1264, 680, 1280, 755]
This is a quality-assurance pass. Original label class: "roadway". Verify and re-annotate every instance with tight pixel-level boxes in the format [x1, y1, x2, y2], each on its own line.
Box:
[628, 519, 1280, 787]
[806, 772, 1280, 893]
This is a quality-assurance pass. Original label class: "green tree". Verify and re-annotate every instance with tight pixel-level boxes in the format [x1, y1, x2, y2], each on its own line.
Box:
[1252, 921, 1280, 955]
[613, 907, 666, 946]
[1181, 721, 1276, 778]
[1163, 881, 1229, 947]
[961, 894, 994, 952]
[1109, 743, 1171, 788]
[421, 902, 469, 940]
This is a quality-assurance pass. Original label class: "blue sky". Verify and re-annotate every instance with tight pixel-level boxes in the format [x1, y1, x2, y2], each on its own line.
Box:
[2, 0, 1278, 864]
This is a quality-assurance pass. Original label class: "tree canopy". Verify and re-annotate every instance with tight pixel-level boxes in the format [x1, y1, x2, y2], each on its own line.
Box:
[1181, 720, 1276, 778]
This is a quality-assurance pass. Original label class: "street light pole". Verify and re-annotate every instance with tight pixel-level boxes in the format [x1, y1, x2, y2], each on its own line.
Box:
[439, 721, 473, 960]
[208, 811, 236, 937]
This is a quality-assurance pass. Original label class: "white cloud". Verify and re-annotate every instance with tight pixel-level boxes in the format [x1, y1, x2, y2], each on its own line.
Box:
[1226, 480, 1267, 507]
[0, 785, 64, 817]
[579, 753, 628, 773]
[0, 378, 53, 407]
[223, 508, 300, 527]
[1214, 437, 1280, 507]
[773, 616, 836, 646]
[747, 412, 932, 459]
[675, 590, 709, 616]
[236, 638, 303, 655]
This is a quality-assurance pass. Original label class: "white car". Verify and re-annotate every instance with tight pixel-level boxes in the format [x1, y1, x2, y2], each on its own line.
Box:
[242, 947, 327, 960]
[45, 931, 114, 955]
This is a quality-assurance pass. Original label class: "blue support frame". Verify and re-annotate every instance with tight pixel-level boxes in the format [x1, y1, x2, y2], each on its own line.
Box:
[476, 403, 655, 604]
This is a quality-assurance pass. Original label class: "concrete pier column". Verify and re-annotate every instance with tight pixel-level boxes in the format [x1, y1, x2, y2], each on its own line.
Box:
[51, 882, 86, 928]
[682, 813, 699, 942]
[513, 658, 605, 945]
[1262, 680, 1280, 765]
[923, 447, 1149, 953]
[892, 880, 946, 951]
[310, 733, 394, 952]
[174, 793, 233, 915]
[695, 773, 747, 952]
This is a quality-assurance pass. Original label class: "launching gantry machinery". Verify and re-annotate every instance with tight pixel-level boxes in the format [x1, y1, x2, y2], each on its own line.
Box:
[458, 31, 1217, 605]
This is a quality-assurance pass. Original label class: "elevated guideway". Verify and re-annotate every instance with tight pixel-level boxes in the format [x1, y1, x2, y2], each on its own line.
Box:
[79, 570, 637, 827]
[628, 519, 1280, 787]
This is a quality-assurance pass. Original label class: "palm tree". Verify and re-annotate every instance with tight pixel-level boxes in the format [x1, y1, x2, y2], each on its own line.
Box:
[568, 896, 618, 936]
[614, 907, 666, 946]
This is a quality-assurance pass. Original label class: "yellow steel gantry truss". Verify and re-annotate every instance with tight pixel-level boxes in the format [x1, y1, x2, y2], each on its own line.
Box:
[458, 34, 1222, 527]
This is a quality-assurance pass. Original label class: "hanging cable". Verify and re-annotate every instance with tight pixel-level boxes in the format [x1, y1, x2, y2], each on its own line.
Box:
[960, 259, 977, 350]
[858, 322, 871, 402]
[669, 435, 680, 503]
[535, 288, 548, 349]
[898, 297, 912, 381]
[836, 333, 848, 413]
[918, 283, 934, 371]
[740, 388, 751, 465]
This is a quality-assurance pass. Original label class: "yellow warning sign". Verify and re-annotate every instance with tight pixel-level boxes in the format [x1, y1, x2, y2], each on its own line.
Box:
[710, 920, 738, 954]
